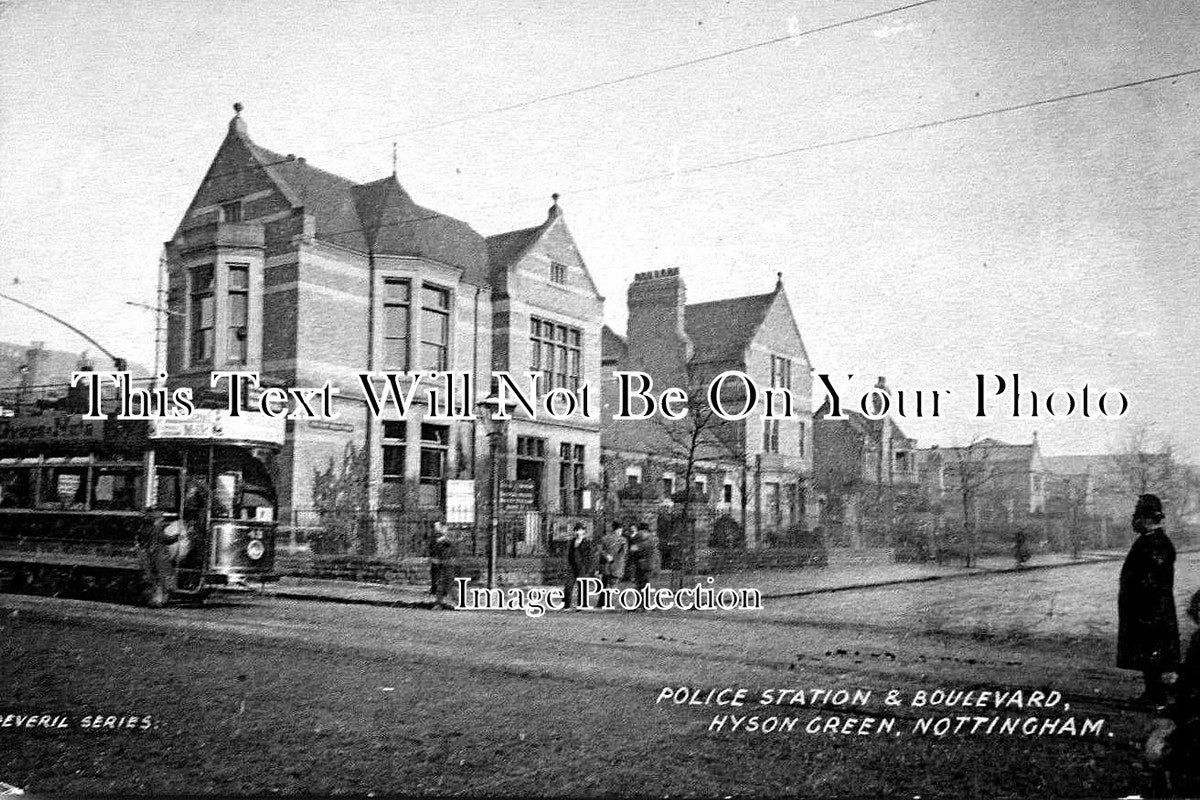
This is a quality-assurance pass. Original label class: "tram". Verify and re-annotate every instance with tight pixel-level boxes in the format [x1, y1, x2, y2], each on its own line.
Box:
[0, 407, 285, 606]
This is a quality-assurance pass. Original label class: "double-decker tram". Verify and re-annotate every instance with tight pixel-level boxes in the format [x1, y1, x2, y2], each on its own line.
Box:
[0, 408, 285, 606]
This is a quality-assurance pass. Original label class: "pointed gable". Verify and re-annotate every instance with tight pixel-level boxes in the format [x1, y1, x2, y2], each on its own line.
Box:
[485, 199, 600, 298]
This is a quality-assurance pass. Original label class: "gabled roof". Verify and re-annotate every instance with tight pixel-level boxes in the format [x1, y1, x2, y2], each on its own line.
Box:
[180, 112, 489, 283]
[683, 291, 775, 363]
[1042, 455, 1105, 476]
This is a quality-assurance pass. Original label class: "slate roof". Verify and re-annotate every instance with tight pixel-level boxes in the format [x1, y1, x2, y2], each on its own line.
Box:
[485, 225, 544, 280]
[683, 292, 776, 364]
[203, 119, 490, 284]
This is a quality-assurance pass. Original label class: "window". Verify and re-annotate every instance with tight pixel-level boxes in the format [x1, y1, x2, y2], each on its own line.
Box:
[625, 465, 642, 487]
[530, 318, 582, 392]
[383, 279, 410, 371]
[798, 421, 806, 458]
[227, 264, 249, 363]
[558, 443, 585, 513]
[418, 423, 448, 507]
[190, 265, 215, 363]
[661, 471, 676, 498]
[516, 436, 546, 459]
[419, 285, 450, 371]
[39, 467, 88, 508]
[0, 469, 34, 508]
[722, 481, 734, 505]
[221, 200, 243, 223]
[770, 355, 792, 389]
[763, 419, 780, 453]
[550, 261, 567, 284]
[693, 474, 708, 499]
[381, 421, 406, 506]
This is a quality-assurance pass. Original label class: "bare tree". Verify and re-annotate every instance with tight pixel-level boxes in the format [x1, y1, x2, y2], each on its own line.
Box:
[942, 435, 997, 568]
[1106, 422, 1199, 536]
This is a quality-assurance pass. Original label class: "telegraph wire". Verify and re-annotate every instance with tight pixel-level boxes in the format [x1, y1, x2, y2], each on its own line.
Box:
[139, 0, 941, 195]
[301, 66, 1200, 241]
[320, 0, 944, 152]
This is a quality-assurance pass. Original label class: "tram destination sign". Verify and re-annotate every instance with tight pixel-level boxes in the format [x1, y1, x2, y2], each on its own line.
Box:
[149, 409, 286, 446]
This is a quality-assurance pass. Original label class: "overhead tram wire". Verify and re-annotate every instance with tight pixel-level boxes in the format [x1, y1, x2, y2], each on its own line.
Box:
[138, 0, 943, 196]
[319, 0, 944, 153]
[298, 66, 1200, 243]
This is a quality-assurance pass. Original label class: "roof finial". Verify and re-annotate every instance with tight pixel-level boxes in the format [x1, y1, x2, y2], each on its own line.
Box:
[392, 142, 398, 177]
[776, 271, 783, 290]
[548, 192, 561, 220]
[229, 102, 247, 136]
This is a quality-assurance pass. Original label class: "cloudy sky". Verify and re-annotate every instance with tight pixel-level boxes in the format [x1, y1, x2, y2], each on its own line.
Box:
[1, 0, 1197, 459]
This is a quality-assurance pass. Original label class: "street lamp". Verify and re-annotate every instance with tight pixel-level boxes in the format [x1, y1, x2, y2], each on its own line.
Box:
[476, 391, 514, 589]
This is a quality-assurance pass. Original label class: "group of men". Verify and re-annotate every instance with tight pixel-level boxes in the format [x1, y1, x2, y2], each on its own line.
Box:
[565, 520, 661, 609]
[427, 518, 662, 611]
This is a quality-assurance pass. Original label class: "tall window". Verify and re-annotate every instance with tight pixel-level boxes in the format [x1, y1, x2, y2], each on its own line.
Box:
[227, 264, 249, 363]
[550, 261, 567, 284]
[770, 355, 792, 389]
[418, 424, 449, 507]
[530, 318, 582, 391]
[558, 443, 585, 513]
[661, 471, 676, 499]
[722, 482, 734, 504]
[798, 421, 806, 457]
[190, 265, 215, 364]
[381, 421, 406, 507]
[763, 419, 780, 453]
[383, 279, 410, 370]
[419, 285, 450, 371]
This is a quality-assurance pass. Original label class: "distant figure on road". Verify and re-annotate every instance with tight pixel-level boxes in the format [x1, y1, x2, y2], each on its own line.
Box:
[565, 522, 595, 610]
[1118, 493, 1179, 707]
[599, 521, 628, 593]
[628, 521, 660, 590]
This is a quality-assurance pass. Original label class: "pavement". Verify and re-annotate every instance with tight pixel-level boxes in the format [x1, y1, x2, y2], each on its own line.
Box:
[229, 547, 1137, 609]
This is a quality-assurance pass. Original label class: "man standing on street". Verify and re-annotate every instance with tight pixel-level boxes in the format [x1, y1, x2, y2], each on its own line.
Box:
[629, 521, 660, 591]
[565, 522, 595, 610]
[1118, 493, 1180, 707]
[431, 521, 459, 610]
[599, 521, 628, 596]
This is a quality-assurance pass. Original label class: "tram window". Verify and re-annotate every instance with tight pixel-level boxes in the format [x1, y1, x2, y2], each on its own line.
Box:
[0, 469, 33, 508]
[92, 470, 138, 511]
[214, 472, 239, 518]
[155, 470, 181, 512]
[39, 468, 88, 508]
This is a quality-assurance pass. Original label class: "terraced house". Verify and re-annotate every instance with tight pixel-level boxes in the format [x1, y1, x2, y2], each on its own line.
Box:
[163, 107, 603, 555]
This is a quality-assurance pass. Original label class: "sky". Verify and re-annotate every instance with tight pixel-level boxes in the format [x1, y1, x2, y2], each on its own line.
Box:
[0, 0, 1197, 459]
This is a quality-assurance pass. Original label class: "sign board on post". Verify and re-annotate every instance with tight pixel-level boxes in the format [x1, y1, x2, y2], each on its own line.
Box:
[445, 479, 475, 524]
[498, 479, 535, 511]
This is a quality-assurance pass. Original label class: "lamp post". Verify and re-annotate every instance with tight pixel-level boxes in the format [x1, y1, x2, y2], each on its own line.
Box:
[476, 392, 513, 589]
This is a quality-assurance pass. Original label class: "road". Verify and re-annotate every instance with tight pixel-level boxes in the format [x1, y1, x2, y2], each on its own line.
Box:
[3, 555, 1195, 796]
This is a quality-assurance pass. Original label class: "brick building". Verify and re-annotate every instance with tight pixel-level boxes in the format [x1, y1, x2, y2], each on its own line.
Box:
[163, 108, 602, 550]
[600, 268, 814, 547]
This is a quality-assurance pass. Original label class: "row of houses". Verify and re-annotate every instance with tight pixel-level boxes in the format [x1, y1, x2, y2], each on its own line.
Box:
[8, 108, 1174, 558]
